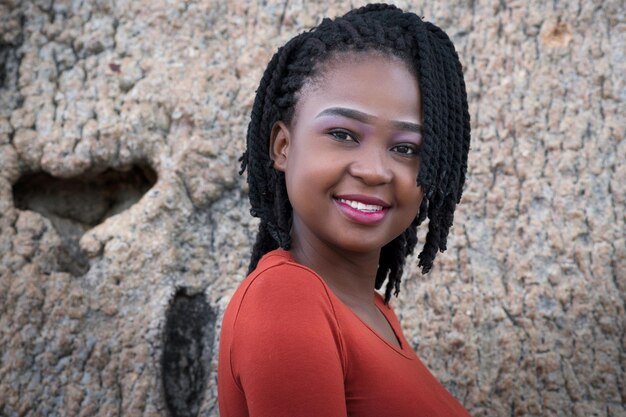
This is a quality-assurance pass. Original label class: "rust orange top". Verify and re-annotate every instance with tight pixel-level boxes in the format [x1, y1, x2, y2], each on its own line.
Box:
[218, 250, 471, 417]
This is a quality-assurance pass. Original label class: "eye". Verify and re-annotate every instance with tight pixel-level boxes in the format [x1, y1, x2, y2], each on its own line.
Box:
[329, 130, 358, 143]
[392, 143, 419, 156]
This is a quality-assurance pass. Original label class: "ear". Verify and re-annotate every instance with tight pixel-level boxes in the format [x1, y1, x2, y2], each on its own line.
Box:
[269, 121, 291, 172]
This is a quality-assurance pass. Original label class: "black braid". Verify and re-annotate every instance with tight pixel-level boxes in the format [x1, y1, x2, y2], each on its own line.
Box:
[241, 3, 471, 302]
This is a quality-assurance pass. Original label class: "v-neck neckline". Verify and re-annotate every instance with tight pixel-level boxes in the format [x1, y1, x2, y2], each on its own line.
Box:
[277, 249, 415, 359]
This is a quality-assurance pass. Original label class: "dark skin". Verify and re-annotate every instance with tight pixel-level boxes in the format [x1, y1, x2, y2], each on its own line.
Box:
[270, 53, 424, 348]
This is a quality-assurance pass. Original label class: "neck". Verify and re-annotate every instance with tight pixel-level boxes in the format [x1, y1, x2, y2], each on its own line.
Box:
[289, 230, 380, 306]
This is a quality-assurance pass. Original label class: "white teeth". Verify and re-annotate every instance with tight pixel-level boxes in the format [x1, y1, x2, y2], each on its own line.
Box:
[339, 198, 383, 212]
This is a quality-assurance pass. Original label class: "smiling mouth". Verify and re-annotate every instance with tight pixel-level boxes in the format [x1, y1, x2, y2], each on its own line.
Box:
[334, 197, 389, 225]
[337, 198, 384, 212]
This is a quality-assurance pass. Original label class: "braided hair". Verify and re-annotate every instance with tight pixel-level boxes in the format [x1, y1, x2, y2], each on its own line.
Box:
[239, 3, 471, 303]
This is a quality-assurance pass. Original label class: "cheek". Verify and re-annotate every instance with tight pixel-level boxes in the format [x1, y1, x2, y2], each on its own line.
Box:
[413, 187, 424, 215]
[398, 164, 421, 193]
[283, 156, 330, 207]
[287, 147, 340, 186]
[399, 175, 423, 217]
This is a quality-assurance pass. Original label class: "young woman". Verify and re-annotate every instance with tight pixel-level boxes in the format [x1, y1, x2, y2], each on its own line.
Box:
[218, 4, 472, 416]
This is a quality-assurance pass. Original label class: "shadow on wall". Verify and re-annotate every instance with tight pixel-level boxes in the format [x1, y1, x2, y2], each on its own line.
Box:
[162, 288, 216, 417]
[12, 164, 158, 276]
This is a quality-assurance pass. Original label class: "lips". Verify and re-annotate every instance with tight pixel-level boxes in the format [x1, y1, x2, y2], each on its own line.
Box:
[333, 194, 390, 225]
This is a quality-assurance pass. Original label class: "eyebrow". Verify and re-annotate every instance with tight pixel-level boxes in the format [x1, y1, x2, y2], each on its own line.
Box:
[315, 107, 423, 134]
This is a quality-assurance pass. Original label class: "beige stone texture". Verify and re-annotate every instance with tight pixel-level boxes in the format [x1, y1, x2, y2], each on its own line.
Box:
[0, 0, 624, 416]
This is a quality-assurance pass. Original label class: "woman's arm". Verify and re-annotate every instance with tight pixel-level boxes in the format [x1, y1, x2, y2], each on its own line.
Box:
[229, 266, 347, 417]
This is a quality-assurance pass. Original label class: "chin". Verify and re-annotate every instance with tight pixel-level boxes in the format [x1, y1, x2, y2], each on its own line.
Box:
[329, 238, 387, 255]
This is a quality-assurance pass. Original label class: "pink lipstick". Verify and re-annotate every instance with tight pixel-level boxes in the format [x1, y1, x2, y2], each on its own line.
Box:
[333, 195, 390, 225]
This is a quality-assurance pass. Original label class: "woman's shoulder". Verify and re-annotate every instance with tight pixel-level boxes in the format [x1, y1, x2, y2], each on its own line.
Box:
[247, 248, 329, 290]
[227, 249, 338, 320]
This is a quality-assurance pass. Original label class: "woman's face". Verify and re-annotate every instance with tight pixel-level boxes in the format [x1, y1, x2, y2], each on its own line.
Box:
[271, 52, 424, 257]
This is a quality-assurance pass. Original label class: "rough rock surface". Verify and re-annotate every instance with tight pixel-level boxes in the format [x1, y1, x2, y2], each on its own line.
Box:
[0, 0, 624, 416]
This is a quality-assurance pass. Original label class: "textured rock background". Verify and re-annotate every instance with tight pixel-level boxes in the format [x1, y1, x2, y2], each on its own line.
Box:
[0, 0, 624, 416]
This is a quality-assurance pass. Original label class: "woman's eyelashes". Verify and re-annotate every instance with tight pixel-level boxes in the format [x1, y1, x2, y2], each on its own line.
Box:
[328, 129, 358, 143]
[391, 143, 420, 157]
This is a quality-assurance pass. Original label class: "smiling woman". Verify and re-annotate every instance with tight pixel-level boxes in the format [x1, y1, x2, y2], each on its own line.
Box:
[270, 54, 424, 272]
[218, 4, 472, 417]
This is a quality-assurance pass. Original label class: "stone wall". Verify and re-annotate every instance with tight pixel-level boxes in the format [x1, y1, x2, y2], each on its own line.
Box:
[0, 0, 623, 416]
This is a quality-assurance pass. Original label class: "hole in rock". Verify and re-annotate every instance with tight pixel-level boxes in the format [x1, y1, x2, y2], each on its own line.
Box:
[12, 164, 157, 276]
[162, 288, 216, 417]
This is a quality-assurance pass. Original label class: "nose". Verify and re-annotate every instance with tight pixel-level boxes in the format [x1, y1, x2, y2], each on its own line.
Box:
[347, 145, 393, 186]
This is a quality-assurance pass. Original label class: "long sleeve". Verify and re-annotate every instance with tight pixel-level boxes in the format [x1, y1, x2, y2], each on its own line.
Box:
[225, 263, 347, 417]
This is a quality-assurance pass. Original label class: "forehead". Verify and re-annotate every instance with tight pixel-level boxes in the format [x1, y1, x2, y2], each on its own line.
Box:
[293, 52, 422, 125]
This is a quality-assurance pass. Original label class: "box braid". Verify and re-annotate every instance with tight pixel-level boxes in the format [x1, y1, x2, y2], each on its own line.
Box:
[239, 3, 471, 303]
